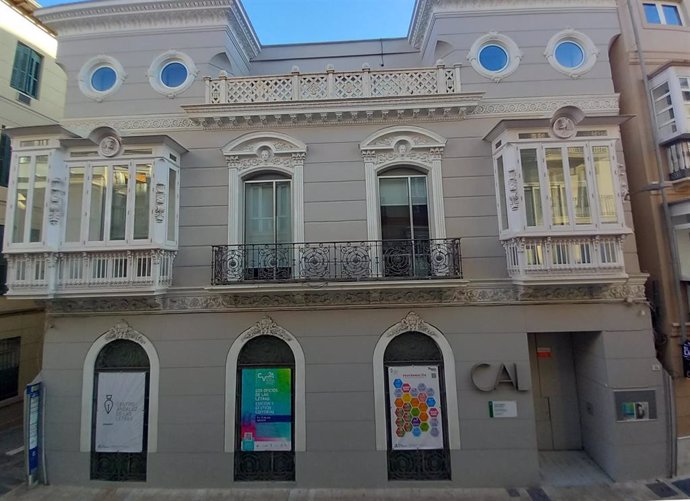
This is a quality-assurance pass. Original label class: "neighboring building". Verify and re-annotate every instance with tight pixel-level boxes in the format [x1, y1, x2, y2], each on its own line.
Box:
[0, 0, 65, 423]
[3, 0, 668, 487]
[610, 0, 690, 474]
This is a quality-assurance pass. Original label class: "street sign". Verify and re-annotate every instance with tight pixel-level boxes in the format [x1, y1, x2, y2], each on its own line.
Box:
[25, 382, 41, 486]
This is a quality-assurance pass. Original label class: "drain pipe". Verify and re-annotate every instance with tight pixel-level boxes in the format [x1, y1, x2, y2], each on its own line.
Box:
[625, 0, 688, 477]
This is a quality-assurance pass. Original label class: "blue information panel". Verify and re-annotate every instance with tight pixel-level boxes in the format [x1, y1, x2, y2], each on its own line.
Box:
[26, 383, 41, 478]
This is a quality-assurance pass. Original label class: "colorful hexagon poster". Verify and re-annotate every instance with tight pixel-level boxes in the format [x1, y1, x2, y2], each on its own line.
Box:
[387, 365, 444, 450]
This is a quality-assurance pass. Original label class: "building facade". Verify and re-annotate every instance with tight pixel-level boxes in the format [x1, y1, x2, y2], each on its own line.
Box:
[610, 0, 690, 474]
[3, 0, 670, 487]
[0, 0, 65, 423]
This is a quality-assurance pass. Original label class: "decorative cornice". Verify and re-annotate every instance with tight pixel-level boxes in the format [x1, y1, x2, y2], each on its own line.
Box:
[45, 278, 648, 315]
[408, 0, 618, 49]
[36, 0, 260, 61]
[59, 93, 620, 136]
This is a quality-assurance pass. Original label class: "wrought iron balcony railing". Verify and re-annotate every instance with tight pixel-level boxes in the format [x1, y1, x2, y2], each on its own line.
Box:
[211, 239, 462, 285]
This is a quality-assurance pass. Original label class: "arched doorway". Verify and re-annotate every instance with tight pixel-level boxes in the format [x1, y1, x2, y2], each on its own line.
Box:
[90, 339, 150, 481]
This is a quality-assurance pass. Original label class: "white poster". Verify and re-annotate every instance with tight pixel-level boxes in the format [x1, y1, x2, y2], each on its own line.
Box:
[95, 372, 146, 453]
[388, 365, 444, 450]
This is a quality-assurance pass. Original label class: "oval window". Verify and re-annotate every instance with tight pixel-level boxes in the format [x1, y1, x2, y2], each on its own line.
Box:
[478, 44, 509, 72]
[555, 41, 585, 69]
[91, 66, 117, 92]
[160, 62, 188, 88]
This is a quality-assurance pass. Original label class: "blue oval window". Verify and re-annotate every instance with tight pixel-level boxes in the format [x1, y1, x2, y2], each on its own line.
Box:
[478, 44, 509, 72]
[91, 66, 117, 92]
[555, 41, 585, 69]
[160, 62, 188, 88]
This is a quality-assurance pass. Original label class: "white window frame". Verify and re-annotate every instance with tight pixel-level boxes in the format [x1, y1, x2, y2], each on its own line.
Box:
[78, 55, 127, 102]
[360, 126, 447, 242]
[243, 177, 293, 244]
[544, 29, 599, 78]
[62, 154, 179, 249]
[642, 1, 684, 25]
[467, 32, 523, 82]
[378, 173, 431, 241]
[222, 132, 306, 246]
[492, 132, 627, 238]
[6, 150, 51, 248]
[650, 67, 690, 143]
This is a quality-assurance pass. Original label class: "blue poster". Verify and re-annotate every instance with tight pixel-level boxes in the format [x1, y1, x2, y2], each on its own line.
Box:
[240, 368, 292, 451]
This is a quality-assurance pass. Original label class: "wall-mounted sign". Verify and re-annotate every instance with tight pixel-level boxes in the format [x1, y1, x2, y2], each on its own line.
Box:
[536, 347, 552, 358]
[25, 382, 41, 485]
[471, 363, 529, 392]
[95, 372, 146, 453]
[240, 368, 292, 452]
[388, 366, 444, 450]
[614, 390, 657, 422]
[683, 340, 690, 378]
[489, 400, 518, 418]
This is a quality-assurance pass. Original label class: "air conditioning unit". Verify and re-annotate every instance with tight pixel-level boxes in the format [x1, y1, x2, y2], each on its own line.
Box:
[16, 93, 31, 106]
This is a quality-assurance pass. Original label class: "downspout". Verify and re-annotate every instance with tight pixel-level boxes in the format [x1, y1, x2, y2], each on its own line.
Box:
[625, 0, 688, 477]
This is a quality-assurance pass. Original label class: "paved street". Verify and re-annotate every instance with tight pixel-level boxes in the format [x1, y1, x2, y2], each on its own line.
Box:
[3, 479, 690, 501]
[0, 424, 24, 497]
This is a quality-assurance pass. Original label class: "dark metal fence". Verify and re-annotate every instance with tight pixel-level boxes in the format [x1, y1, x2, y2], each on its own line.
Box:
[212, 238, 462, 285]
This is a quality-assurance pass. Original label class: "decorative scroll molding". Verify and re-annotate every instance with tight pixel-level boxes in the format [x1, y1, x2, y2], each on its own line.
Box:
[507, 170, 519, 211]
[154, 183, 166, 222]
[103, 319, 147, 344]
[48, 178, 65, 225]
[60, 94, 620, 136]
[240, 316, 293, 342]
[46, 279, 648, 315]
[408, 0, 617, 49]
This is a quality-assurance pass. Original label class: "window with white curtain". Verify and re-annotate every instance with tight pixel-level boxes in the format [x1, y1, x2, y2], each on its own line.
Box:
[244, 178, 292, 245]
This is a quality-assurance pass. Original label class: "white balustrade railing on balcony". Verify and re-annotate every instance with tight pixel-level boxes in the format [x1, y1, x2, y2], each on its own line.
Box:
[6, 249, 175, 296]
[667, 139, 690, 181]
[204, 62, 462, 105]
[503, 235, 627, 284]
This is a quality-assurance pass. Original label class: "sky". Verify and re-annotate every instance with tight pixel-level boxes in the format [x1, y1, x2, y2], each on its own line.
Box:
[35, 0, 417, 45]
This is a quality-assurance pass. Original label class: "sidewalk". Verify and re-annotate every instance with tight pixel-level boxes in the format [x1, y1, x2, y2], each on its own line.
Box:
[3, 479, 690, 501]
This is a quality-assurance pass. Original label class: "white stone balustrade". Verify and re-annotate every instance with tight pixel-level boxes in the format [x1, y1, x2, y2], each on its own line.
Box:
[204, 62, 462, 105]
[6, 249, 175, 297]
[502, 235, 627, 285]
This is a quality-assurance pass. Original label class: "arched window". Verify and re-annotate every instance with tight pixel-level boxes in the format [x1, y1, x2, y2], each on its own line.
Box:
[235, 335, 296, 481]
[384, 332, 451, 480]
[91, 339, 150, 481]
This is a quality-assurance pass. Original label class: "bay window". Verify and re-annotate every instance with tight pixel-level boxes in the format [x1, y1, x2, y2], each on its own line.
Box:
[500, 141, 623, 233]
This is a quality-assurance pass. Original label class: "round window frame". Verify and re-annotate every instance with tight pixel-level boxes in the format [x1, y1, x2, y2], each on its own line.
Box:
[78, 55, 126, 102]
[148, 51, 198, 98]
[468, 32, 522, 82]
[545, 30, 599, 78]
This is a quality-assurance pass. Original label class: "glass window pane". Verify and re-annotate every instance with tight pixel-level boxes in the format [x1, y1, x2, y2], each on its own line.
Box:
[520, 149, 543, 227]
[110, 165, 128, 240]
[555, 41, 585, 68]
[380, 177, 411, 241]
[568, 147, 592, 225]
[65, 167, 85, 242]
[133, 164, 151, 240]
[663, 4, 682, 25]
[167, 169, 176, 242]
[91, 66, 116, 92]
[275, 181, 291, 243]
[245, 182, 275, 244]
[593, 146, 618, 223]
[545, 148, 569, 226]
[160, 62, 187, 88]
[411, 177, 429, 240]
[497, 156, 509, 231]
[644, 3, 661, 23]
[89, 167, 107, 241]
[29, 155, 47, 243]
[479, 44, 508, 72]
[12, 156, 31, 243]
